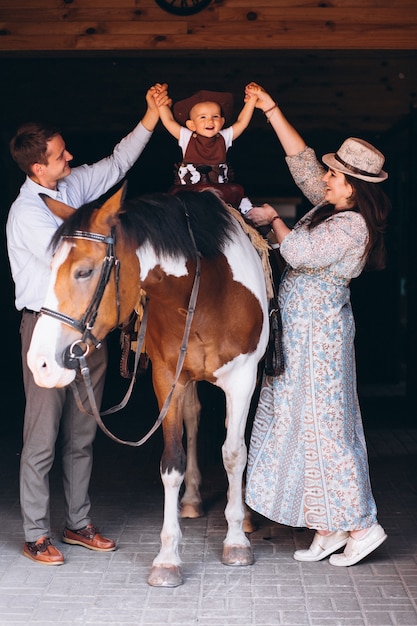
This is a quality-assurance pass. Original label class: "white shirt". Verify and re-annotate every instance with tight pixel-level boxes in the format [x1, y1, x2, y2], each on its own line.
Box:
[6, 121, 152, 312]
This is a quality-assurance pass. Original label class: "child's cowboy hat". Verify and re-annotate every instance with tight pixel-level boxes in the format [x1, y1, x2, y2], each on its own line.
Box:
[322, 137, 388, 183]
[173, 90, 234, 125]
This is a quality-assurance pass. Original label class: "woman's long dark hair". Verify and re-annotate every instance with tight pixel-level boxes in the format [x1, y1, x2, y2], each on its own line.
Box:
[308, 175, 391, 271]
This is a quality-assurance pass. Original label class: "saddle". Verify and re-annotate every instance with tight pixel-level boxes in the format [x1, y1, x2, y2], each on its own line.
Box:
[168, 162, 244, 207]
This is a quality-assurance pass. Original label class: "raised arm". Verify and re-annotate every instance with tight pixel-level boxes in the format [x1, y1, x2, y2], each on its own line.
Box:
[152, 83, 181, 140]
[231, 92, 257, 140]
[245, 82, 306, 156]
[141, 83, 166, 132]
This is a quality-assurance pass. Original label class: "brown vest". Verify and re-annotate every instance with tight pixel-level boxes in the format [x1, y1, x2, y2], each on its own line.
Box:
[183, 133, 227, 166]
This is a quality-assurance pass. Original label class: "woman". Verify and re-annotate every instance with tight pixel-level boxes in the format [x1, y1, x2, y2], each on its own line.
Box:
[244, 83, 390, 566]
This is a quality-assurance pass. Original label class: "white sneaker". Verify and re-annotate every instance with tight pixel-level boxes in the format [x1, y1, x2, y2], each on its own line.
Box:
[329, 523, 387, 567]
[293, 531, 349, 562]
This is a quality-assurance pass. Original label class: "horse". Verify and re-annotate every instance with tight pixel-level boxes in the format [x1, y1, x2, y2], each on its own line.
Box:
[27, 185, 270, 587]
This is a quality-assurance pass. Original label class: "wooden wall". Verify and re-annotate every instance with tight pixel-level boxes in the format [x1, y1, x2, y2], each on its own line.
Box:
[1, 0, 417, 53]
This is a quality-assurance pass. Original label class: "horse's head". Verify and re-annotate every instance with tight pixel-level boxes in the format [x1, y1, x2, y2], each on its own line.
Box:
[27, 184, 140, 388]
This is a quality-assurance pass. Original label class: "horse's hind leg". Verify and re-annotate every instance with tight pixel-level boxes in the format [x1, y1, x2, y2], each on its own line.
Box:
[180, 382, 204, 519]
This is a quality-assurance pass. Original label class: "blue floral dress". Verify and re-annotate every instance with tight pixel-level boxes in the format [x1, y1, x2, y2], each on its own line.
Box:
[245, 147, 378, 531]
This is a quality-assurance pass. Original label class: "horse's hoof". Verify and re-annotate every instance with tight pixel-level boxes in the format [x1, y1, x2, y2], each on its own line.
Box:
[222, 545, 254, 566]
[180, 503, 204, 518]
[147, 565, 183, 587]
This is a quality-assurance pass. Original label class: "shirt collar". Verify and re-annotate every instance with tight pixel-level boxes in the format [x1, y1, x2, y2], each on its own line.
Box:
[25, 176, 68, 200]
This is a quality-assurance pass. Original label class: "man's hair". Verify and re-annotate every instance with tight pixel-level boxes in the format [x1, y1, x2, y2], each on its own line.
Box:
[9, 121, 61, 176]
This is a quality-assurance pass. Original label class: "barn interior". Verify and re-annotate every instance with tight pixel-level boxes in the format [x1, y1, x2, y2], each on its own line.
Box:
[1, 48, 416, 438]
[0, 1, 417, 619]
[1, 0, 417, 484]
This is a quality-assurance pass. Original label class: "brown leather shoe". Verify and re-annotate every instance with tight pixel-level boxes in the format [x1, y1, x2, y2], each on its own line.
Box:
[23, 537, 64, 565]
[62, 524, 116, 552]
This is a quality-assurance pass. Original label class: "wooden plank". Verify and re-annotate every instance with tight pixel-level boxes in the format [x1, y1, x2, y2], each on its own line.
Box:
[0, 9, 149, 22]
[1, 0, 416, 7]
[216, 0, 417, 5]
[2, 3, 416, 19]
[217, 7, 417, 23]
[0, 21, 188, 35]
[0, 5, 416, 51]
[1, 23, 416, 50]
[0, 7, 218, 21]
[0, 0, 138, 7]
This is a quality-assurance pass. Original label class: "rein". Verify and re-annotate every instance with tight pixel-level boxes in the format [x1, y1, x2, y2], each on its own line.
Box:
[42, 210, 202, 447]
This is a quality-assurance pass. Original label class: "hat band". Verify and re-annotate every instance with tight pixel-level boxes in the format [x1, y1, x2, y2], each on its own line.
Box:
[334, 153, 381, 178]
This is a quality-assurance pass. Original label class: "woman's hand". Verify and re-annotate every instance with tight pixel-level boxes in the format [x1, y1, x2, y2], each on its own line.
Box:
[246, 203, 278, 226]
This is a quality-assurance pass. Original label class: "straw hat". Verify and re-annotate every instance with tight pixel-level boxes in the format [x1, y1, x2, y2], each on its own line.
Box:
[173, 90, 234, 125]
[322, 137, 388, 183]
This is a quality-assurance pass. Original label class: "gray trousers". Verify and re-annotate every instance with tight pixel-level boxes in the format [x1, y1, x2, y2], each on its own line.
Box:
[20, 310, 108, 542]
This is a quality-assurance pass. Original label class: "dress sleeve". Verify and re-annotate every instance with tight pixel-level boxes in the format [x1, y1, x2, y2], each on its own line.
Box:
[280, 211, 369, 270]
[285, 146, 327, 206]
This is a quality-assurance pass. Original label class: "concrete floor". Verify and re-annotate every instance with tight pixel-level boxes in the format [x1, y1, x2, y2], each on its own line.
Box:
[0, 369, 416, 625]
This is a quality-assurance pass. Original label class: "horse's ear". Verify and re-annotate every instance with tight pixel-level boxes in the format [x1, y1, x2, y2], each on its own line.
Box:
[95, 183, 127, 227]
[39, 194, 76, 220]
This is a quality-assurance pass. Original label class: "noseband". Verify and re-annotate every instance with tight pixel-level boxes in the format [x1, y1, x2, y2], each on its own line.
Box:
[40, 228, 120, 366]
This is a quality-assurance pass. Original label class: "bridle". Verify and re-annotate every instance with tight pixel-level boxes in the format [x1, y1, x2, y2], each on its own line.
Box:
[40, 228, 120, 368]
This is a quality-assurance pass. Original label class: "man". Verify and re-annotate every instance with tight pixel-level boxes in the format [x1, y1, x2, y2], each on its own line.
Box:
[6, 84, 164, 565]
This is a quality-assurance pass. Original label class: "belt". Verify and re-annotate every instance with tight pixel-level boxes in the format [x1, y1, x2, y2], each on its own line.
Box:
[23, 308, 40, 316]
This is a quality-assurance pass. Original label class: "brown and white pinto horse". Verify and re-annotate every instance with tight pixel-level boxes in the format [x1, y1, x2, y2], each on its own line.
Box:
[27, 186, 269, 587]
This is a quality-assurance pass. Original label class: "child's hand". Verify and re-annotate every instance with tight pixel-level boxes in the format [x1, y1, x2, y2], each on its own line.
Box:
[245, 82, 263, 94]
[155, 93, 172, 109]
[245, 82, 274, 111]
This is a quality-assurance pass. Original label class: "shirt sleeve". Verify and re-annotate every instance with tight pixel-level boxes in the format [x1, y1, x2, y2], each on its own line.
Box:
[179, 127, 192, 156]
[64, 121, 153, 208]
[220, 127, 234, 150]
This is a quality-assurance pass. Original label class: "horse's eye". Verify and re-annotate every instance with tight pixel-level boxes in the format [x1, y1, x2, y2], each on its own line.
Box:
[76, 268, 94, 279]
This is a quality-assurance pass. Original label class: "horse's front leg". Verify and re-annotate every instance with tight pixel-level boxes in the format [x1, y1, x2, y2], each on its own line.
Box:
[220, 365, 256, 567]
[148, 399, 185, 588]
[180, 382, 203, 519]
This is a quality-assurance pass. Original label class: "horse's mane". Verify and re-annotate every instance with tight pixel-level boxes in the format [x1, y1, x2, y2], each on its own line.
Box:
[52, 189, 238, 260]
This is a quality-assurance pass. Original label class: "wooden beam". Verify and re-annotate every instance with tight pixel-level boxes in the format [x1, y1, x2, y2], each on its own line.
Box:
[1, 3, 417, 51]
